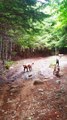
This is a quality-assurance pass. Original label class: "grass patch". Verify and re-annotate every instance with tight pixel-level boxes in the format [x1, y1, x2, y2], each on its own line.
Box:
[5, 60, 14, 69]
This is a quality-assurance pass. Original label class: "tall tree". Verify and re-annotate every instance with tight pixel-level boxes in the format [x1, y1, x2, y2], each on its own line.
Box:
[0, 0, 49, 61]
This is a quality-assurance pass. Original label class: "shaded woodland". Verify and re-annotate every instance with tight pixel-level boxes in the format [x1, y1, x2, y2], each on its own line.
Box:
[0, 0, 67, 63]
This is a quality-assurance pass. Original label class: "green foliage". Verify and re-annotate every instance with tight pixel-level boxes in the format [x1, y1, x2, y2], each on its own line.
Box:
[5, 60, 14, 69]
[54, 0, 67, 48]
[0, 0, 49, 33]
[59, 0, 67, 26]
[0, 0, 67, 54]
[40, 0, 67, 50]
[0, 0, 50, 49]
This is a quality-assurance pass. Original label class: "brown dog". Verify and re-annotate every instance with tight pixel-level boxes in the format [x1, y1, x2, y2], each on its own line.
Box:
[23, 63, 34, 72]
[53, 63, 60, 76]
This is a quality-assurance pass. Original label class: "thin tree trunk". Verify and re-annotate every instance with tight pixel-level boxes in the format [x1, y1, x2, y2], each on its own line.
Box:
[0, 37, 2, 59]
[5, 40, 8, 60]
[8, 39, 12, 60]
[1, 39, 5, 64]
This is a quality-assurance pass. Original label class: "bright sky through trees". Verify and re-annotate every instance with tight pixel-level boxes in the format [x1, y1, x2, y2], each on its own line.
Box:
[37, 0, 47, 3]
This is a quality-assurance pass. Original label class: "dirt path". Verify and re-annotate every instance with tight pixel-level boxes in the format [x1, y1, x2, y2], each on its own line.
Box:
[0, 55, 67, 120]
[6, 55, 67, 82]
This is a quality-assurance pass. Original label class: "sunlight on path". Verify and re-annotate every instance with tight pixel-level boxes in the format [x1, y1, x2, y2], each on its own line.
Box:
[7, 55, 67, 81]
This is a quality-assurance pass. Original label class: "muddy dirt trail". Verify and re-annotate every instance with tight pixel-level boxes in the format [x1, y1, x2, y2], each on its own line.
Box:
[0, 55, 67, 120]
[6, 55, 67, 82]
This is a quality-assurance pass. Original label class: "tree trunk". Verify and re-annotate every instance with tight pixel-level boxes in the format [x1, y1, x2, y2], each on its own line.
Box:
[8, 39, 12, 60]
[5, 40, 8, 60]
[1, 39, 5, 64]
[0, 37, 2, 59]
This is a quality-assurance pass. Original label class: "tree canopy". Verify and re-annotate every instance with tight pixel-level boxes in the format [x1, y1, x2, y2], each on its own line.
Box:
[0, 0, 49, 37]
[0, 0, 67, 61]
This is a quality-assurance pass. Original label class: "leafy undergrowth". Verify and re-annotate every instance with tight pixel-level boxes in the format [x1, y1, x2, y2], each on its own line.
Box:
[5, 60, 14, 69]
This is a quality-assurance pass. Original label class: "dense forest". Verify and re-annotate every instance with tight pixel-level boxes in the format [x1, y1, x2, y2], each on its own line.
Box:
[0, 0, 67, 62]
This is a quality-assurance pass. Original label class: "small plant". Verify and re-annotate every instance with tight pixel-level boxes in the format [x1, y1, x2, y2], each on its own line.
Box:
[5, 60, 14, 69]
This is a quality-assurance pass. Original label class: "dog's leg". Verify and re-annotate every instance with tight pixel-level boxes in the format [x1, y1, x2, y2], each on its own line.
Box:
[27, 67, 28, 72]
[23, 65, 25, 72]
[30, 67, 32, 71]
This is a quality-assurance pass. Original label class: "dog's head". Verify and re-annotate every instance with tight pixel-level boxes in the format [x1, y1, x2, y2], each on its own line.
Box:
[23, 65, 26, 67]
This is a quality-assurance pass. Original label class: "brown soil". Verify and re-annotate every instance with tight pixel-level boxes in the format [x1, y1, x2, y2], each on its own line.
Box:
[0, 55, 67, 120]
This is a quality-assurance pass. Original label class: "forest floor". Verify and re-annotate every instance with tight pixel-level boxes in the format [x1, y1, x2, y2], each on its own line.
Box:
[0, 55, 67, 120]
